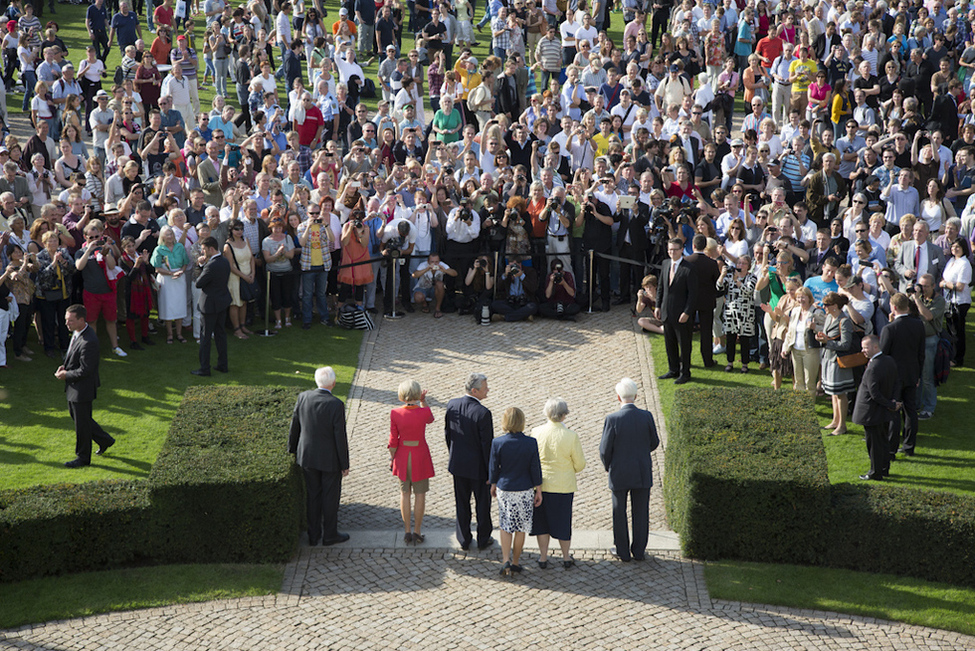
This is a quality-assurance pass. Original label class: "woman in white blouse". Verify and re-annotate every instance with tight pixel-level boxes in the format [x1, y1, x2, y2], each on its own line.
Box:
[940, 238, 972, 367]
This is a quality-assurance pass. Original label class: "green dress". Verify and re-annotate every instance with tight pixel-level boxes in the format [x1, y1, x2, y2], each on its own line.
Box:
[432, 108, 462, 144]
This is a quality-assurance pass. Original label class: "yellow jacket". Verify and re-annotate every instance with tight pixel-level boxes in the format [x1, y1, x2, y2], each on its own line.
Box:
[530, 421, 586, 493]
[457, 64, 482, 101]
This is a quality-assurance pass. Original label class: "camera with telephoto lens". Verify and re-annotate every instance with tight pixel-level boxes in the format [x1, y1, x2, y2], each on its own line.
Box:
[507, 262, 521, 278]
[460, 207, 474, 223]
[553, 263, 564, 283]
[384, 235, 405, 258]
[353, 218, 363, 228]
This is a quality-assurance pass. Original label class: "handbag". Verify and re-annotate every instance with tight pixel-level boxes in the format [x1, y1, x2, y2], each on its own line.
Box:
[337, 303, 375, 330]
[229, 245, 259, 303]
[837, 351, 868, 368]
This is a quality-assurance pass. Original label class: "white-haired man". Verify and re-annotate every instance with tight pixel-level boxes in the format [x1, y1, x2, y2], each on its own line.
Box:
[599, 378, 660, 562]
[288, 366, 351, 547]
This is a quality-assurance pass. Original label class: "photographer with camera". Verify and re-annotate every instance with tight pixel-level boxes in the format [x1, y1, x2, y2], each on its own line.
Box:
[581, 187, 615, 312]
[75, 220, 127, 357]
[411, 252, 457, 318]
[337, 210, 375, 309]
[443, 196, 481, 311]
[460, 254, 495, 318]
[539, 259, 581, 321]
[378, 217, 416, 318]
[540, 187, 575, 274]
[490, 257, 538, 322]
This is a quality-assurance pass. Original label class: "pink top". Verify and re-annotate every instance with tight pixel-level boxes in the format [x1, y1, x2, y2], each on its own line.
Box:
[388, 405, 435, 482]
[808, 81, 831, 103]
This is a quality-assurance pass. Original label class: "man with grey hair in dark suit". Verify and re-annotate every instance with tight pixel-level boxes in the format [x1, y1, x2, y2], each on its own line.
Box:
[599, 377, 660, 562]
[445, 372, 495, 551]
[289, 366, 351, 546]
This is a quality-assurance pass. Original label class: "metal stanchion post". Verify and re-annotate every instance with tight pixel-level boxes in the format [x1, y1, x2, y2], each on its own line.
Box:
[493, 251, 499, 301]
[261, 268, 276, 336]
[588, 249, 594, 314]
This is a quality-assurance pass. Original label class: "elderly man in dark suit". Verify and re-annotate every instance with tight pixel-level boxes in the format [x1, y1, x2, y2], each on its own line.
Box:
[444, 372, 494, 551]
[656, 237, 698, 384]
[880, 293, 926, 459]
[685, 234, 720, 367]
[55, 304, 115, 468]
[192, 236, 231, 376]
[853, 335, 902, 481]
[289, 366, 351, 546]
[599, 377, 660, 562]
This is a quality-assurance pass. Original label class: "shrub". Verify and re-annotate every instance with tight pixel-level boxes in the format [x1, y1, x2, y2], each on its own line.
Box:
[0, 481, 152, 582]
[829, 484, 975, 587]
[665, 387, 832, 564]
[0, 386, 304, 582]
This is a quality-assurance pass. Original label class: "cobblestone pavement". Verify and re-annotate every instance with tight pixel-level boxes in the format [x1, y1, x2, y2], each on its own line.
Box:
[3, 310, 974, 651]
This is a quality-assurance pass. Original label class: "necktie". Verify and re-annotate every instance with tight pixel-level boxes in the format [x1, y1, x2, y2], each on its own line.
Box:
[915, 245, 921, 275]
[670, 262, 676, 286]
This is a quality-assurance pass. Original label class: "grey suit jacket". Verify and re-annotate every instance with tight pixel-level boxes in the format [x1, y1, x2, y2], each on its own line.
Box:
[63, 325, 100, 403]
[288, 389, 350, 473]
[196, 157, 224, 208]
[599, 403, 660, 491]
[894, 240, 946, 292]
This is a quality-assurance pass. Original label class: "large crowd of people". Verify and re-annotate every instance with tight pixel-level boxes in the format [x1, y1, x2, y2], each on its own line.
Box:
[0, 0, 972, 469]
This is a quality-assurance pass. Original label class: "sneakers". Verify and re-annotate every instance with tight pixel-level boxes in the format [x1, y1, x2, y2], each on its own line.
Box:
[918, 411, 933, 420]
[113, 346, 128, 357]
[712, 345, 726, 355]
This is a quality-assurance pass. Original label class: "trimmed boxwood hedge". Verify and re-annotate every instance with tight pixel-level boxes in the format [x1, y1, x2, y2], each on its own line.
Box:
[664, 387, 830, 565]
[665, 386, 975, 587]
[0, 386, 304, 583]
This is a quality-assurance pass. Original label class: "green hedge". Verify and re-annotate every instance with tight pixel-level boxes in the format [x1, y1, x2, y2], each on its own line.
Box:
[0, 386, 304, 582]
[829, 484, 975, 586]
[665, 386, 975, 587]
[664, 388, 831, 564]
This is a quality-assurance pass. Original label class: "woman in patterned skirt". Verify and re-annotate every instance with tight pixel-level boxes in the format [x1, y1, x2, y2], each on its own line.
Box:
[815, 292, 855, 436]
[489, 407, 543, 577]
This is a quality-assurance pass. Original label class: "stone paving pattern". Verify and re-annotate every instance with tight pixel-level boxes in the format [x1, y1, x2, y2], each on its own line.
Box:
[3, 310, 974, 650]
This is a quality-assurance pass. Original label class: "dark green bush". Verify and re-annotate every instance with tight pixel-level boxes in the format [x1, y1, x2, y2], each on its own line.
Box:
[665, 387, 832, 564]
[0, 386, 304, 582]
[0, 481, 152, 582]
[665, 386, 975, 587]
[829, 484, 975, 587]
[150, 386, 304, 564]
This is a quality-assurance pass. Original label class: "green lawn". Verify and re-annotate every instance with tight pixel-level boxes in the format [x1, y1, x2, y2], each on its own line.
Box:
[649, 316, 975, 497]
[706, 560, 975, 637]
[0, 563, 284, 630]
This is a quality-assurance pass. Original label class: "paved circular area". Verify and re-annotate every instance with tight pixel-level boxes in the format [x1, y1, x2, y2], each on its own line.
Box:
[3, 310, 973, 650]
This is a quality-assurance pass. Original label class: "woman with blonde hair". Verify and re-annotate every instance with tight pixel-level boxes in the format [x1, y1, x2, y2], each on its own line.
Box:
[388, 379, 435, 545]
[490, 406, 543, 576]
[783, 286, 822, 395]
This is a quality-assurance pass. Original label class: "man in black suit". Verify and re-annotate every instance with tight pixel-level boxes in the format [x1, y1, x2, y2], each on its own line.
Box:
[288, 366, 351, 546]
[581, 193, 615, 311]
[55, 304, 115, 468]
[192, 237, 231, 376]
[684, 234, 720, 367]
[852, 335, 902, 481]
[656, 238, 697, 384]
[599, 377, 660, 562]
[880, 293, 926, 459]
[614, 186, 649, 306]
[444, 372, 494, 550]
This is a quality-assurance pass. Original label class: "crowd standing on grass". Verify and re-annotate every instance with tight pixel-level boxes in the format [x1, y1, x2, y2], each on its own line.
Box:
[0, 0, 973, 473]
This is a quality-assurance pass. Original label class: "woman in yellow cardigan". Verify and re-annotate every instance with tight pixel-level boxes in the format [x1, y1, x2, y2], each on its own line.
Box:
[530, 397, 586, 569]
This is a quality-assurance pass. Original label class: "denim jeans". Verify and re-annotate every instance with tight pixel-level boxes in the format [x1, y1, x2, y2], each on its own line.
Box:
[213, 57, 229, 98]
[21, 69, 36, 112]
[302, 268, 329, 324]
[920, 334, 938, 413]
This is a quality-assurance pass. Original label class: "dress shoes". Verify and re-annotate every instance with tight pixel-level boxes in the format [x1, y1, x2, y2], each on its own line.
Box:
[95, 439, 115, 456]
[610, 546, 631, 562]
[64, 457, 90, 468]
[322, 532, 350, 546]
[215, 366, 229, 373]
[459, 540, 472, 551]
[659, 371, 679, 380]
[612, 297, 630, 306]
[190, 368, 211, 377]
[859, 473, 883, 481]
[477, 538, 495, 550]
[703, 360, 717, 368]
[674, 375, 691, 385]
[898, 448, 915, 457]
[632, 553, 646, 561]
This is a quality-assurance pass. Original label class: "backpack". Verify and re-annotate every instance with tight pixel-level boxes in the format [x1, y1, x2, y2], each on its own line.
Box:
[933, 328, 955, 386]
[337, 303, 375, 330]
[113, 66, 124, 86]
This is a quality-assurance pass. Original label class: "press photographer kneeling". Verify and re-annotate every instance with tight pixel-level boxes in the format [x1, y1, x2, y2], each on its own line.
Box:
[379, 219, 416, 319]
[539, 259, 580, 321]
[411, 253, 458, 318]
[490, 258, 538, 322]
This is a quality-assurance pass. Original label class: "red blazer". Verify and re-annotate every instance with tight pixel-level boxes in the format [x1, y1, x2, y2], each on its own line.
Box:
[389, 405, 436, 482]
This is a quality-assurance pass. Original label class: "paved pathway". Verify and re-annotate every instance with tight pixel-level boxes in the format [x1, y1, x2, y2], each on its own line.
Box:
[3, 310, 974, 650]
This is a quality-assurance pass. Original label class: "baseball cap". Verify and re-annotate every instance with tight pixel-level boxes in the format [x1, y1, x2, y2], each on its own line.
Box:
[731, 138, 744, 147]
[769, 158, 781, 166]
[339, 7, 348, 14]
[669, 64, 679, 72]
[177, 34, 187, 40]
[467, 56, 477, 66]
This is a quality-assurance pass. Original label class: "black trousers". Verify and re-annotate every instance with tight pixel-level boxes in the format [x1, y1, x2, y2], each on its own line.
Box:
[69, 399, 114, 463]
[888, 384, 918, 456]
[617, 243, 645, 301]
[585, 248, 611, 309]
[726, 333, 751, 365]
[199, 307, 228, 371]
[444, 240, 479, 307]
[452, 475, 492, 547]
[611, 487, 650, 561]
[663, 319, 692, 377]
[302, 467, 343, 544]
[37, 296, 71, 353]
[695, 305, 715, 365]
[865, 422, 890, 479]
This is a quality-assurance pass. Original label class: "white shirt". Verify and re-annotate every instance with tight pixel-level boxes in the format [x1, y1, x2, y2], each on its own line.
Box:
[560, 19, 580, 47]
[161, 74, 191, 106]
[446, 207, 481, 242]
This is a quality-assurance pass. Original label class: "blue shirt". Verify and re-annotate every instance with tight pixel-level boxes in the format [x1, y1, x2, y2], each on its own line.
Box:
[488, 432, 543, 491]
[87, 3, 108, 31]
[161, 109, 187, 148]
[803, 275, 838, 305]
[111, 11, 140, 46]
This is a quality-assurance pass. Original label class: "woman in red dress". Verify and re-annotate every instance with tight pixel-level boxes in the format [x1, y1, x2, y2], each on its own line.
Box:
[388, 380, 435, 545]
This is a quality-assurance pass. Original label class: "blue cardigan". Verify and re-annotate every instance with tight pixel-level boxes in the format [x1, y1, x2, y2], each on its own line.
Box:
[488, 432, 543, 492]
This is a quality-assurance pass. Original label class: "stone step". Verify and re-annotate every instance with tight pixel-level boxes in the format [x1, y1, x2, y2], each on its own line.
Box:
[311, 529, 681, 551]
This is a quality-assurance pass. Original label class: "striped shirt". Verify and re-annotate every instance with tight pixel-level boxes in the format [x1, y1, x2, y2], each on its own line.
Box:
[535, 35, 563, 73]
